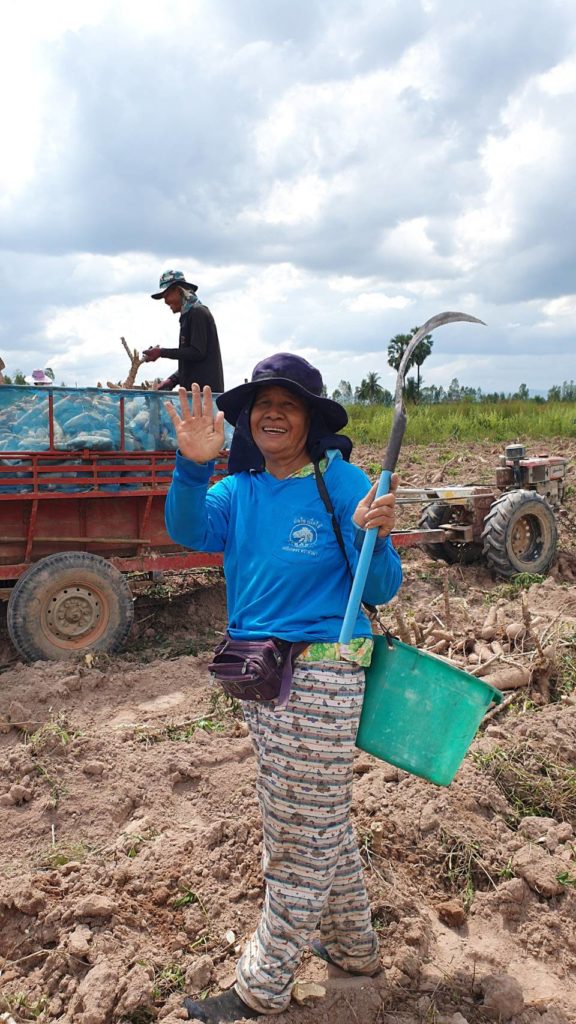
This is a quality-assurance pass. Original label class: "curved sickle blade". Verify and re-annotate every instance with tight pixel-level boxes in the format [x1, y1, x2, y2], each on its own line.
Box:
[385, 311, 486, 470]
[393, 311, 485, 406]
[338, 310, 485, 643]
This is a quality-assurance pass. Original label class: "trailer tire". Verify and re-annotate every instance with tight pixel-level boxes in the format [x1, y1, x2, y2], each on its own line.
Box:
[481, 490, 557, 578]
[7, 552, 134, 662]
[418, 502, 483, 565]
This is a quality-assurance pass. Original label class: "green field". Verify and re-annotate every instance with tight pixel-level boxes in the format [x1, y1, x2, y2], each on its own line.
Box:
[345, 400, 576, 445]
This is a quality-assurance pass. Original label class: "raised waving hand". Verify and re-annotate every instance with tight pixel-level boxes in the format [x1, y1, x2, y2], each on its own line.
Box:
[166, 384, 225, 463]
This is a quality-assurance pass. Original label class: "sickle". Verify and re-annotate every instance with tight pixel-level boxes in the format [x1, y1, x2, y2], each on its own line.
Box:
[339, 311, 485, 643]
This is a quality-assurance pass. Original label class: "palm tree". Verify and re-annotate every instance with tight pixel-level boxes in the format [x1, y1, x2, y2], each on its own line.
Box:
[356, 371, 385, 403]
[387, 327, 433, 395]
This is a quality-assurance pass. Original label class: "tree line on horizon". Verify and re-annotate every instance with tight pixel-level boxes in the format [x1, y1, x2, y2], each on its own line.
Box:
[3, 335, 575, 405]
[332, 375, 576, 405]
[330, 327, 576, 405]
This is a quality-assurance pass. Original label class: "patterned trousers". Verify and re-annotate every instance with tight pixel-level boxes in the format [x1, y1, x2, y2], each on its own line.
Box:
[235, 661, 380, 1014]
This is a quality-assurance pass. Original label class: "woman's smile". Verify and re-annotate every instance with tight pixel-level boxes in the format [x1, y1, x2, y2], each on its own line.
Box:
[250, 385, 310, 473]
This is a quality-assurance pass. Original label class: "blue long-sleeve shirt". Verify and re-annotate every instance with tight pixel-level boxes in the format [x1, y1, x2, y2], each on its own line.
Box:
[165, 451, 402, 642]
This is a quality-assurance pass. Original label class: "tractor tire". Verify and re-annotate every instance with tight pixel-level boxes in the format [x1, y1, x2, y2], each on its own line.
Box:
[7, 552, 134, 662]
[418, 502, 483, 565]
[481, 490, 558, 578]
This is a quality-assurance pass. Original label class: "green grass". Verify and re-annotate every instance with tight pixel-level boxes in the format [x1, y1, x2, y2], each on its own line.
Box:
[556, 870, 576, 889]
[553, 632, 576, 699]
[36, 840, 90, 868]
[497, 858, 515, 881]
[0, 993, 47, 1019]
[136, 691, 241, 746]
[501, 695, 540, 716]
[473, 746, 576, 825]
[484, 573, 546, 602]
[152, 964, 186, 999]
[122, 827, 159, 858]
[172, 885, 207, 911]
[136, 716, 224, 745]
[207, 688, 243, 720]
[22, 717, 80, 806]
[345, 399, 576, 445]
[438, 829, 496, 909]
[556, 652, 576, 698]
[33, 762, 66, 807]
[25, 716, 80, 751]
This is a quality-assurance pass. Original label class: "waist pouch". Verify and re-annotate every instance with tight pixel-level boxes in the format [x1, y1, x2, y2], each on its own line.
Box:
[208, 635, 308, 707]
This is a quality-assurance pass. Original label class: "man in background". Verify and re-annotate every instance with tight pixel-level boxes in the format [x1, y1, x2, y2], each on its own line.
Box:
[144, 270, 224, 392]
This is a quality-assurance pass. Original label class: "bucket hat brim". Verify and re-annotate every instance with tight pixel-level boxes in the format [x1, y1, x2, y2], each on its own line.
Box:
[151, 280, 198, 299]
[216, 376, 348, 432]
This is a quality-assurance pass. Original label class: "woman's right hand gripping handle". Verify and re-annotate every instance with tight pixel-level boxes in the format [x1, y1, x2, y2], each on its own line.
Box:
[165, 384, 226, 463]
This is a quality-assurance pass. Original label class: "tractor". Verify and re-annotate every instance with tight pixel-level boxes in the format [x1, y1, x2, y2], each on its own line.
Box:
[393, 444, 569, 578]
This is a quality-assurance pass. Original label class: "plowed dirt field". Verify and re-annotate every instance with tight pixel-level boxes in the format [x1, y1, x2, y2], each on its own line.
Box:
[1, 440, 575, 1024]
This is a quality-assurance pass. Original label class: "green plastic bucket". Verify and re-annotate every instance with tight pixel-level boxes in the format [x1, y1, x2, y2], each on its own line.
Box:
[356, 635, 503, 786]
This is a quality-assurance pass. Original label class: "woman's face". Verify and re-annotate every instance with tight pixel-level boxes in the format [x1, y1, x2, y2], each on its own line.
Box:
[250, 385, 310, 464]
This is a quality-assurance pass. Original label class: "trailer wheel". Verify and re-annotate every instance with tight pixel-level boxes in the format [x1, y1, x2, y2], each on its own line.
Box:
[7, 552, 134, 662]
[481, 490, 557, 578]
[418, 502, 483, 564]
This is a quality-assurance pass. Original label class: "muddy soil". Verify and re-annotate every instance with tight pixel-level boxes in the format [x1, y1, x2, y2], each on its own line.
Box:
[1, 440, 575, 1024]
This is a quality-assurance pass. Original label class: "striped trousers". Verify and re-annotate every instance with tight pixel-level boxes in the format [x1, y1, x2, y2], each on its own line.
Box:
[235, 661, 380, 1014]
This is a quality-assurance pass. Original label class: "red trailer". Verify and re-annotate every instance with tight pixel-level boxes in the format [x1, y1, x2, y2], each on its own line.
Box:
[0, 386, 226, 661]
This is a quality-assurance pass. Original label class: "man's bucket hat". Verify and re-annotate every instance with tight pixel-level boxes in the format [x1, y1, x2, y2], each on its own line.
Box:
[151, 269, 198, 299]
[216, 353, 348, 432]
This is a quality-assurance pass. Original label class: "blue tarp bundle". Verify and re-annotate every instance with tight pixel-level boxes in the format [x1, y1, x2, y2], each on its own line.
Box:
[0, 386, 232, 493]
[0, 385, 233, 453]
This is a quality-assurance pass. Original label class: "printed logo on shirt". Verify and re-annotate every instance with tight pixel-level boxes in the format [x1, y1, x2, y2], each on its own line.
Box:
[284, 516, 322, 556]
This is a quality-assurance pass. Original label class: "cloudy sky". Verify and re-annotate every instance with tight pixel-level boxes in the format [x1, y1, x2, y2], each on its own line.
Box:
[1, 0, 575, 396]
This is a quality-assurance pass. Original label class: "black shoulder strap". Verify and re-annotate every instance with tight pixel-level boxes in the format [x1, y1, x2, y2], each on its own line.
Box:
[313, 460, 378, 616]
[313, 461, 353, 580]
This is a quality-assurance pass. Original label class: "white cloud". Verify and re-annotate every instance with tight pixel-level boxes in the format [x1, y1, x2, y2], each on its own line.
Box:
[44, 294, 167, 385]
[541, 295, 576, 318]
[539, 57, 576, 97]
[1, 0, 576, 396]
[454, 118, 560, 270]
[240, 174, 338, 226]
[348, 293, 412, 313]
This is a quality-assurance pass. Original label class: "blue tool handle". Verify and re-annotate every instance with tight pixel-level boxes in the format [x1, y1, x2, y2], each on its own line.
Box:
[339, 470, 392, 643]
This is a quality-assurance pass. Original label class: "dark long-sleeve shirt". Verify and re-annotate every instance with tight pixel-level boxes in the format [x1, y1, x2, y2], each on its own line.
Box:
[159, 303, 224, 392]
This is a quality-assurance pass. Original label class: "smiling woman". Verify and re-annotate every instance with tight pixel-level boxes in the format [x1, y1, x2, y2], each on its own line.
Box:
[163, 353, 403, 1023]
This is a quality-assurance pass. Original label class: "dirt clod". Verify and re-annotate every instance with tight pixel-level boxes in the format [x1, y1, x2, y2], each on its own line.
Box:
[480, 973, 524, 1020]
[436, 899, 467, 927]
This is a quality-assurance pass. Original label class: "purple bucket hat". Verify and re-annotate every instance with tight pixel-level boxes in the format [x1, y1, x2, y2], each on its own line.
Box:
[25, 369, 53, 385]
[216, 353, 348, 431]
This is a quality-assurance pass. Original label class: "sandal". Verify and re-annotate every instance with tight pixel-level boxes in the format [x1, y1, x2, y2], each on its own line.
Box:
[183, 988, 260, 1022]
[309, 940, 381, 977]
